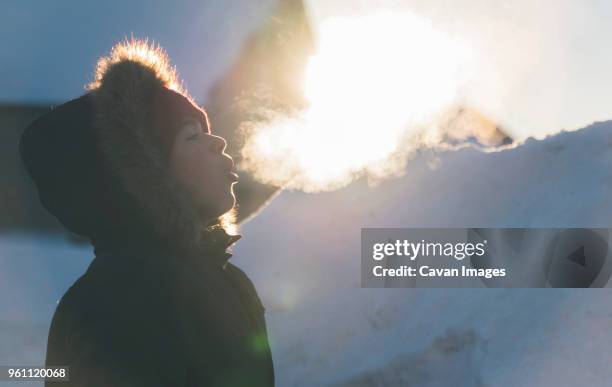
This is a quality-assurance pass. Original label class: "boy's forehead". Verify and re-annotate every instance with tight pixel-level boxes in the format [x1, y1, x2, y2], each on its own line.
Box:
[185, 109, 211, 134]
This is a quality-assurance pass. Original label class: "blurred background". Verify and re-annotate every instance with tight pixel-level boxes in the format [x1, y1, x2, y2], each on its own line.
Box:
[3, 0, 612, 386]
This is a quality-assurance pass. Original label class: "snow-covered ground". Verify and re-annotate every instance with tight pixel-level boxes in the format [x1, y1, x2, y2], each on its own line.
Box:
[232, 120, 612, 386]
[0, 235, 91, 387]
[3, 121, 612, 386]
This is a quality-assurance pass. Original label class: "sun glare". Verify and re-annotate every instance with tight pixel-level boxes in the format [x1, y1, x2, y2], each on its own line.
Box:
[241, 11, 473, 191]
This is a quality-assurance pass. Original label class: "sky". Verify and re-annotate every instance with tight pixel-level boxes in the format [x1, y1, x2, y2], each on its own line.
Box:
[1, 0, 611, 139]
[0, 0, 276, 104]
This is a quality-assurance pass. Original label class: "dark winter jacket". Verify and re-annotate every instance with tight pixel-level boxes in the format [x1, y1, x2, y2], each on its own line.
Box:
[19, 40, 274, 386]
[44, 235, 274, 387]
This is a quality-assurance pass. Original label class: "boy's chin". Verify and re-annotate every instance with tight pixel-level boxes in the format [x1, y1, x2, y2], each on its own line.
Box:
[216, 193, 236, 217]
[198, 194, 235, 222]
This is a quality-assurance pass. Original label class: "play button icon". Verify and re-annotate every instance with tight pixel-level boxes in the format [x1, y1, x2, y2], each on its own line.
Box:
[565, 245, 586, 267]
[544, 229, 611, 288]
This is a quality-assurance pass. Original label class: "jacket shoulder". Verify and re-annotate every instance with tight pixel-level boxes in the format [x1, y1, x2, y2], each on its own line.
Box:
[46, 260, 187, 386]
[221, 263, 267, 331]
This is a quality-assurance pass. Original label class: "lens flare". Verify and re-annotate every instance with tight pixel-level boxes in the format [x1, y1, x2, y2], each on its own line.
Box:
[240, 11, 474, 192]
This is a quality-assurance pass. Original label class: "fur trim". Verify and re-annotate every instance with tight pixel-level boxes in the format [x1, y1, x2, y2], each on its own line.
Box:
[89, 38, 237, 253]
[88, 38, 184, 95]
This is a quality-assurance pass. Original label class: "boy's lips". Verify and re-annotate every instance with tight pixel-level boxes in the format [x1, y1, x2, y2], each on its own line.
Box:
[228, 170, 239, 182]
[222, 154, 238, 182]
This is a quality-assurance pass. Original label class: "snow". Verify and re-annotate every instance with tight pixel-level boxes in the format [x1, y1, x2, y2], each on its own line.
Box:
[231, 121, 612, 386]
[3, 121, 612, 386]
[0, 234, 91, 386]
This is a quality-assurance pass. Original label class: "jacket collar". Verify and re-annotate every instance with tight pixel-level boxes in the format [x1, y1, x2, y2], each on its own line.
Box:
[92, 227, 242, 269]
[197, 227, 242, 267]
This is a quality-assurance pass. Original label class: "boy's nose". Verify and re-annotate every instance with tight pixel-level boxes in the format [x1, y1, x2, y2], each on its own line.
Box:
[210, 135, 227, 154]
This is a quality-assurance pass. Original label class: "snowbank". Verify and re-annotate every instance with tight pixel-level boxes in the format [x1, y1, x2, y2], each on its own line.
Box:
[232, 121, 612, 386]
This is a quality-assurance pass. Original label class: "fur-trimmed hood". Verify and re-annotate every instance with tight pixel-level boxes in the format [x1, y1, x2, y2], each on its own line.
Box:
[20, 39, 239, 261]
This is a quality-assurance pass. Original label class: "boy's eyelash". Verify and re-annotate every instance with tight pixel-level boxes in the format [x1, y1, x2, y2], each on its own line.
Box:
[187, 132, 200, 140]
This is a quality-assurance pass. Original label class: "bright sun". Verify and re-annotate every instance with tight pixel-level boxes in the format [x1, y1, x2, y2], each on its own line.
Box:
[241, 11, 473, 192]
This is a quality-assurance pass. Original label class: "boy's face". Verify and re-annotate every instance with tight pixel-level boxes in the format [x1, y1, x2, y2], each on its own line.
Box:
[168, 116, 238, 219]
